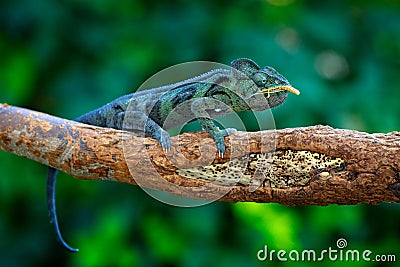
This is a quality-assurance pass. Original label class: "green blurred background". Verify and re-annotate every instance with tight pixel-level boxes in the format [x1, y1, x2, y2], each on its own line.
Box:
[1, 0, 399, 266]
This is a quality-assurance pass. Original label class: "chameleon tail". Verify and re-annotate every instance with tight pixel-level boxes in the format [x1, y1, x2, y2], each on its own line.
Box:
[47, 167, 79, 252]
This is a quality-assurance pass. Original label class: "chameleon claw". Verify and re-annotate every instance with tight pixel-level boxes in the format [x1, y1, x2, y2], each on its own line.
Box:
[162, 141, 171, 153]
[163, 146, 170, 153]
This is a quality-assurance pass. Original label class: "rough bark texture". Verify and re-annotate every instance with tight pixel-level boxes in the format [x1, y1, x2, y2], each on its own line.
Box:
[1, 103, 400, 205]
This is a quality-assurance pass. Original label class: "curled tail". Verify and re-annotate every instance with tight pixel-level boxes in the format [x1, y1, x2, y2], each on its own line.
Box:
[47, 167, 79, 252]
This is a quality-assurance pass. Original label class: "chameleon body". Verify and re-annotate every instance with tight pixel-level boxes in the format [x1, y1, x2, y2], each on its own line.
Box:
[47, 58, 299, 252]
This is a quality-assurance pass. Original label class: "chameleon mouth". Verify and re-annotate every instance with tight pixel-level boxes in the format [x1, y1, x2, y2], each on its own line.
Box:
[260, 85, 300, 96]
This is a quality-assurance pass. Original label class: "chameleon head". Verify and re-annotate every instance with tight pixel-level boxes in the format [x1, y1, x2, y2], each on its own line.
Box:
[252, 66, 300, 108]
[231, 58, 300, 108]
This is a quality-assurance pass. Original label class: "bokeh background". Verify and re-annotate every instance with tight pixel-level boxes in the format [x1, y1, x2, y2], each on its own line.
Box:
[1, 0, 400, 266]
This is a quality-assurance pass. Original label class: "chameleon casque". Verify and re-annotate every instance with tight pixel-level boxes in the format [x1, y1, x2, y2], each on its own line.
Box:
[47, 58, 300, 252]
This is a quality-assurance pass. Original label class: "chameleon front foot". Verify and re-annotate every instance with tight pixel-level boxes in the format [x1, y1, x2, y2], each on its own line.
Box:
[212, 128, 237, 158]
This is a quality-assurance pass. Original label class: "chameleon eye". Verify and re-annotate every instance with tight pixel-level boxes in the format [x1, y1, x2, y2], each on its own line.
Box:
[252, 73, 267, 87]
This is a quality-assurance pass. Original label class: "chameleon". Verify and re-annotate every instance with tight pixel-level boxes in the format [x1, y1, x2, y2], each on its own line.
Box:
[47, 58, 300, 252]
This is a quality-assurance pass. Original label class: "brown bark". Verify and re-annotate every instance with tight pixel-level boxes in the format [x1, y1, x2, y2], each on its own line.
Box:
[1, 103, 399, 205]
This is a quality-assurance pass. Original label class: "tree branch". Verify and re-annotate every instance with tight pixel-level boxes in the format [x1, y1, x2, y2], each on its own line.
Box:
[1, 103, 400, 205]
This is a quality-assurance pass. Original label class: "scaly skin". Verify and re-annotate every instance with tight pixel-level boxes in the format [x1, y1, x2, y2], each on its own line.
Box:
[47, 58, 300, 252]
